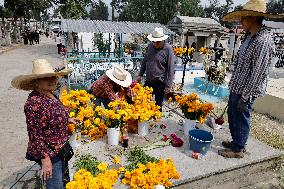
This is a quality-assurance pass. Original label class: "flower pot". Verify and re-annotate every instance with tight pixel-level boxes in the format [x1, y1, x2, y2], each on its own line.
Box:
[69, 132, 81, 148]
[138, 121, 149, 136]
[184, 119, 196, 136]
[107, 127, 120, 146]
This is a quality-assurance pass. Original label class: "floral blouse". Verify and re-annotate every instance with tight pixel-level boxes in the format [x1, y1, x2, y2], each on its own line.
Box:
[24, 90, 69, 161]
[91, 75, 134, 101]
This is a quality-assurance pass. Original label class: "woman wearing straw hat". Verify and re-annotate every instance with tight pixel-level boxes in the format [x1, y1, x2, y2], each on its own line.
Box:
[11, 59, 77, 188]
[91, 65, 134, 108]
[219, 0, 283, 158]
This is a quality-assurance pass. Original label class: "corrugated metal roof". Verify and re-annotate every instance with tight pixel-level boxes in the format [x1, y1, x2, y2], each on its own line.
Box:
[264, 20, 284, 29]
[61, 19, 175, 34]
[167, 16, 225, 33]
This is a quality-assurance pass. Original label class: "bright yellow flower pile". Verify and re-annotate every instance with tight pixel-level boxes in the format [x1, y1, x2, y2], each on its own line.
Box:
[122, 159, 180, 189]
[175, 93, 214, 123]
[199, 47, 209, 54]
[60, 90, 107, 140]
[173, 46, 195, 57]
[96, 84, 162, 126]
[66, 168, 119, 189]
[131, 84, 162, 123]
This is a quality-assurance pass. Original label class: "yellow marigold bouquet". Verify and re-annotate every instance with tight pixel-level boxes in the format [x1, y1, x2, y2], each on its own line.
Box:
[173, 46, 195, 57]
[66, 155, 125, 189]
[66, 168, 119, 189]
[175, 93, 214, 123]
[199, 47, 209, 54]
[60, 90, 107, 140]
[122, 159, 180, 188]
[131, 83, 162, 123]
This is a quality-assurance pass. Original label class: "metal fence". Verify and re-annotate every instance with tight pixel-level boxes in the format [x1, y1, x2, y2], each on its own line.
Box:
[66, 51, 143, 89]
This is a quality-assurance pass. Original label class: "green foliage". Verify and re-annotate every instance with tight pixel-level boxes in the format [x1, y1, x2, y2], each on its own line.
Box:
[112, 0, 204, 25]
[204, 0, 233, 25]
[125, 147, 158, 171]
[74, 155, 100, 176]
[93, 33, 110, 54]
[89, 0, 109, 21]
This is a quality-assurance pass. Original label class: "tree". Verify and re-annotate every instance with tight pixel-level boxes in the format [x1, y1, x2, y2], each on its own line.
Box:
[112, 0, 204, 25]
[204, 0, 233, 25]
[89, 0, 109, 21]
[267, 0, 284, 14]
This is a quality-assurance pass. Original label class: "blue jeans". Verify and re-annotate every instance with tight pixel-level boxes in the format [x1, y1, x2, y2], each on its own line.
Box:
[227, 93, 255, 151]
[42, 160, 65, 189]
[144, 80, 166, 111]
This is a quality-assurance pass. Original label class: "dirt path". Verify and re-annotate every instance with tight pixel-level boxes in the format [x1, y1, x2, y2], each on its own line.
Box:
[0, 37, 62, 188]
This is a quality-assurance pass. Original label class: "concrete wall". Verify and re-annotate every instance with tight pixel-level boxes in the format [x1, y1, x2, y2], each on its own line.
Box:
[254, 94, 284, 122]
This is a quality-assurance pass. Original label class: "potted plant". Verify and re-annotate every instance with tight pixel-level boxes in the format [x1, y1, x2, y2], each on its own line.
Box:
[175, 93, 214, 136]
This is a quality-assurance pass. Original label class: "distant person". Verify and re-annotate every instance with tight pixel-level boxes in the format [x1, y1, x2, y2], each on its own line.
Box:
[23, 32, 28, 45]
[57, 43, 62, 54]
[27, 31, 34, 45]
[61, 45, 67, 57]
[218, 0, 281, 158]
[34, 30, 40, 44]
[136, 27, 175, 111]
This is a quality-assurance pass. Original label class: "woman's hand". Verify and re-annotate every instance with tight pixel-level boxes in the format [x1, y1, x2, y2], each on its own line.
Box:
[68, 118, 81, 125]
[41, 156, 52, 181]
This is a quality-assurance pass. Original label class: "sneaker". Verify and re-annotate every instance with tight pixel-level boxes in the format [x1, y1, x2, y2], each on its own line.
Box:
[218, 148, 244, 158]
[221, 141, 246, 153]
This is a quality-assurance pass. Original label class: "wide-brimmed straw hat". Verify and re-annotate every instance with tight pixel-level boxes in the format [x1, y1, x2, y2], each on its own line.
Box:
[222, 0, 284, 22]
[11, 59, 71, 91]
[147, 27, 169, 42]
[106, 65, 132, 88]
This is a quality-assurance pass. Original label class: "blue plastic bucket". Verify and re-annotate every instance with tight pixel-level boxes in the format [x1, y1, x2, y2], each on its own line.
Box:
[188, 129, 214, 155]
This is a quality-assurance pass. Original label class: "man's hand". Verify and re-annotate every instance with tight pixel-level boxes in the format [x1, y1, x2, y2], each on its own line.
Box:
[41, 156, 52, 181]
[237, 99, 247, 112]
[136, 75, 142, 83]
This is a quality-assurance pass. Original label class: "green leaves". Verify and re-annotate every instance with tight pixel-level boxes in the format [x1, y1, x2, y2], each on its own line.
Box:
[74, 154, 101, 176]
[125, 147, 158, 171]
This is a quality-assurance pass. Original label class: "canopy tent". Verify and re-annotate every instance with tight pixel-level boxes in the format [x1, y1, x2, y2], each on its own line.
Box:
[61, 19, 175, 34]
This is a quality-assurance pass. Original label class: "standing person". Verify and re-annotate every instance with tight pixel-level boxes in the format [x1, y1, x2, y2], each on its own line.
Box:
[91, 66, 134, 108]
[11, 59, 75, 189]
[34, 30, 40, 44]
[136, 27, 175, 111]
[218, 0, 283, 158]
[27, 31, 34, 45]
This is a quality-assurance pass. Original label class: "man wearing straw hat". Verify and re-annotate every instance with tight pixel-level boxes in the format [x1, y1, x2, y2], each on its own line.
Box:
[137, 27, 175, 111]
[219, 0, 283, 158]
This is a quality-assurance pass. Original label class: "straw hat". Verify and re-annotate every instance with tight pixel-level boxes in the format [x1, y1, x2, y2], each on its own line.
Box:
[147, 28, 169, 42]
[222, 0, 284, 22]
[11, 59, 71, 91]
[106, 65, 132, 88]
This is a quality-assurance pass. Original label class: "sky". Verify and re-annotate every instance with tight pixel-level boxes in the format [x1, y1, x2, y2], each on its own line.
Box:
[0, 0, 3, 7]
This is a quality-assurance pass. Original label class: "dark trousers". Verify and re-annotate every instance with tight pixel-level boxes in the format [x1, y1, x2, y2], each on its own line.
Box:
[95, 97, 111, 109]
[227, 93, 255, 151]
[144, 80, 166, 111]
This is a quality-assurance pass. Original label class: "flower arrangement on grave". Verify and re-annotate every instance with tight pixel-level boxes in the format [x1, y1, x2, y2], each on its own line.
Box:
[175, 93, 214, 123]
[122, 148, 180, 188]
[199, 47, 209, 54]
[60, 90, 107, 141]
[200, 47, 226, 85]
[173, 46, 195, 57]
[66, 155, 123, 189]
[131, 83, 162, 123]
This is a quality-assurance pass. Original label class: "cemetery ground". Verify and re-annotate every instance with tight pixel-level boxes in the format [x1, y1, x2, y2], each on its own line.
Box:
[0, 38, 283, 189]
